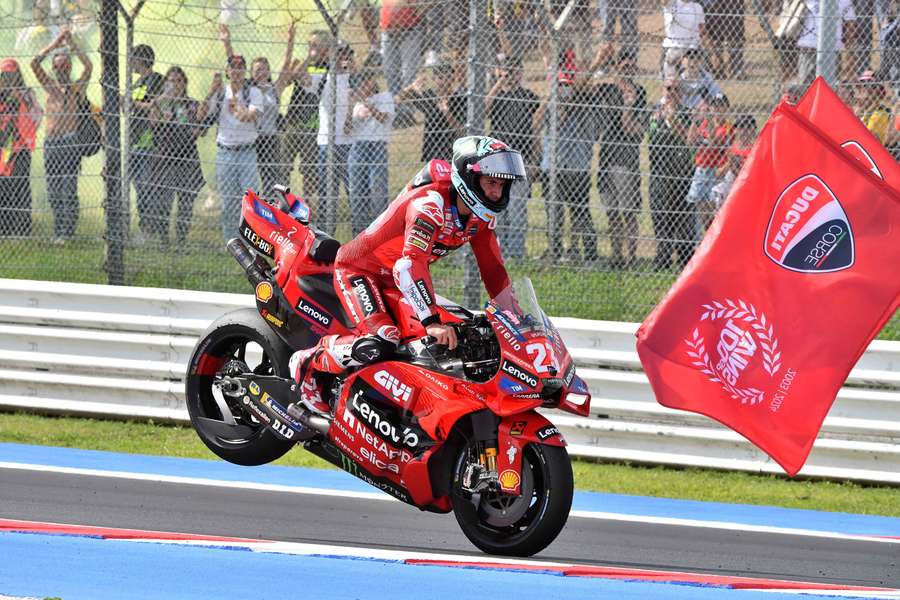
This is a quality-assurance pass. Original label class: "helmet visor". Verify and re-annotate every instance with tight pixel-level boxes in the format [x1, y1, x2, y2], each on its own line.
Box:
[470, 151, 527, 181]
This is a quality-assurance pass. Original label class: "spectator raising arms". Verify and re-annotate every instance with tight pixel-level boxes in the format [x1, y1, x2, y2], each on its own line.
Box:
[127, 44, 164, 245]
[283, 30, 330, 203]
[316, 41, 356, 235]
[345, 68, 395, 236]
[219, 22, 297, 196]
[197, 54, 262, 240]
[149, 66, 207, 244]
[0, 58, 42, 237]
[31, 27, 92, 245]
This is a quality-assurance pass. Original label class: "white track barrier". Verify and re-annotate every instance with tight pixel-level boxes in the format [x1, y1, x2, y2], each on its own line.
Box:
[0, 278, 897, 483]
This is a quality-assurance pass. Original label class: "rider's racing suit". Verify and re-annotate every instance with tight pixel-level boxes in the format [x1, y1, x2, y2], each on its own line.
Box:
[290, 159, 511, 403]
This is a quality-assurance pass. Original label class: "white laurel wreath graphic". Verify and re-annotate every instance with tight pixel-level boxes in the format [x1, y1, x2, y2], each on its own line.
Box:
[684, 299, 782, 406]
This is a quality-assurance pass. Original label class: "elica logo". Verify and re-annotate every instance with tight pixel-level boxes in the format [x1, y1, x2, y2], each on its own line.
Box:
[296, 298, 331, 327]
[352, 278, 376, 316]
[764, 174, 854, 273]
[501, 360, 539, 388]
[345, 392, 419, 449]
[374, 370, 412, 403]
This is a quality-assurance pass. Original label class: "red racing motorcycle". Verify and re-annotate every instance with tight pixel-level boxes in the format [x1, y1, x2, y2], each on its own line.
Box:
[185, 186, 592, 556]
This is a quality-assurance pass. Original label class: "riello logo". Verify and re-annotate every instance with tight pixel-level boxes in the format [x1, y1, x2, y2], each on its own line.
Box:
[763, 174, 854, 273]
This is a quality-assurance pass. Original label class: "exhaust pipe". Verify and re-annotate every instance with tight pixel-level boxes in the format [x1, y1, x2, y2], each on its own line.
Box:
[226, 238, 270, 287]
[287, 403, 331, 436]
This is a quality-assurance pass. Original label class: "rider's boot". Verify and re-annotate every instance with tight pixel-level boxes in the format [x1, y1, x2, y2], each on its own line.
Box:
[287, 335, 347, 417]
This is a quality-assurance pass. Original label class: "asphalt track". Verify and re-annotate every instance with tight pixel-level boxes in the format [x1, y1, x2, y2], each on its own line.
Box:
[0, 444, 897, 591]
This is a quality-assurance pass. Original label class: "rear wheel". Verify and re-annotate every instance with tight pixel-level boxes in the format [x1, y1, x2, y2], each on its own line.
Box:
[185, 308, 299, 466]
[450, 442, 573, 557]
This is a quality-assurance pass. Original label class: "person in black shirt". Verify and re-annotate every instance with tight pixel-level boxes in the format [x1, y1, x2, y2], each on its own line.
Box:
[598, 48, 648, 269]
[486, 56, 539, 258]
[395, 62, 466, 162]
[149, 66, 206, 244]
[127, 44, 164, 244]
[647, 79, 695, 270]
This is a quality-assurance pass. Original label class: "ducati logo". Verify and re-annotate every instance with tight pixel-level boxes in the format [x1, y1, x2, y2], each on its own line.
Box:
[684, 298, 783, 406]
[764, 174, 854, 273]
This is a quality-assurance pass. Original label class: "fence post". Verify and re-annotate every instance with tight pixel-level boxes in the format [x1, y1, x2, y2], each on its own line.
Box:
[100, 0, 124, 285]
[817, 0, 839, 84]
[463, 0, 488, 308]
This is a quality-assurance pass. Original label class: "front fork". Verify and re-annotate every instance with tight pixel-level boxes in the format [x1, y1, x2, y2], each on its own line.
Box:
[459, 411, 566, 497]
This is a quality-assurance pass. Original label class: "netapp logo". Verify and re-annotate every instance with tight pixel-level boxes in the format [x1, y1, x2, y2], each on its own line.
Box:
[764, 174, 854, 273]
[501, 360, 538, 388]
[297, 298, 332, 327]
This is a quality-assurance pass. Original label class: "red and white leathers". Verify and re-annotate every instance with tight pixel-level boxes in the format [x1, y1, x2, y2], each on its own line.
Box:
[290, 159, 511, 407]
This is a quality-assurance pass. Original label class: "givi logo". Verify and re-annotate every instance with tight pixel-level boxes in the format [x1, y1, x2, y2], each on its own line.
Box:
[764, 174, 854, 273]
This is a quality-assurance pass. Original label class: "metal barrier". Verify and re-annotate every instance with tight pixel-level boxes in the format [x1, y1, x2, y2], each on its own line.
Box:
[0, 278, 897, 483]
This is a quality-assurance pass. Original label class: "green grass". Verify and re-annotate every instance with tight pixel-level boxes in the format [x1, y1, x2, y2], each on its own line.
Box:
[1, 411, 898, 517]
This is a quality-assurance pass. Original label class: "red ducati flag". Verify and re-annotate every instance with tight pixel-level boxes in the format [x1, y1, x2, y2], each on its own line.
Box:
[796, 77, 900, 187]
[636, 104, 900, 475]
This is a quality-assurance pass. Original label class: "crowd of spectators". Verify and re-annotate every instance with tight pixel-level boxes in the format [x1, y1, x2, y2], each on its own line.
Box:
[3, 0, 900, 270]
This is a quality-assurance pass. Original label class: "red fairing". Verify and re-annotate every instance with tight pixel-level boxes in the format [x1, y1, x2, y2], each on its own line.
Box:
[497, 414, 566, 496]
[326, 361, 480, 509]
[335, 160, 510, 325]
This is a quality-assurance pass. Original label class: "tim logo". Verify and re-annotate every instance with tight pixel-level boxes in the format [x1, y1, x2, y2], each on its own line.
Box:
[764, 174, 854, 273]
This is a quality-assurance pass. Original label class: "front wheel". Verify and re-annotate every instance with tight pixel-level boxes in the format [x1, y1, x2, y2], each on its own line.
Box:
[451, 442, 573, 557]
[185, 308, 299, 466]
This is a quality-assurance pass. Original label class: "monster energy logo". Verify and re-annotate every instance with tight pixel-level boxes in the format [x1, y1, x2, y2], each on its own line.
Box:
[339, 451, 358, 476]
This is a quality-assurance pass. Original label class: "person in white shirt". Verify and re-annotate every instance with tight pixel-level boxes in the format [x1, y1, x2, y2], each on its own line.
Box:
[316, 42, 355, 234]
[345, 69, 395, 236]
[794, 0, 857, 85]
[661, 0, 707, 78]
[219, 23, 297, 199]
[197, 54, 263, 240]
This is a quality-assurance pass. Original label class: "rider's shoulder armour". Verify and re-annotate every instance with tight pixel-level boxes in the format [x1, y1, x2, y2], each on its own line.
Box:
[409, 159, 452, 190]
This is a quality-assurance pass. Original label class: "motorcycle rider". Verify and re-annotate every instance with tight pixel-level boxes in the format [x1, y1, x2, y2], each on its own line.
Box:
[288, 135, 527, 414]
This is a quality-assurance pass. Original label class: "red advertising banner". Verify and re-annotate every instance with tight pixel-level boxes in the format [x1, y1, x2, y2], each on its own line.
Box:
[636, 104, 900, 475]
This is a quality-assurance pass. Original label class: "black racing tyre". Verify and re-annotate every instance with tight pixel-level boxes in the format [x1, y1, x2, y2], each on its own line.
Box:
[450, 442, 573, 557]
[185, 307, 297, 466]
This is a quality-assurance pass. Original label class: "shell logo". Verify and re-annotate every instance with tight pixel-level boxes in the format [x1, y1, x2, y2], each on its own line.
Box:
[499, 469, 520, 491]
[255, 282, 274, 303]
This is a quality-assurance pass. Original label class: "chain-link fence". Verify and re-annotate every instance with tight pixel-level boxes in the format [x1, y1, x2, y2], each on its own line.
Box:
[0, 0, 896, 336]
